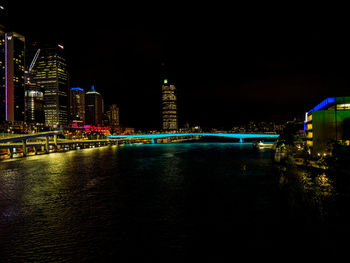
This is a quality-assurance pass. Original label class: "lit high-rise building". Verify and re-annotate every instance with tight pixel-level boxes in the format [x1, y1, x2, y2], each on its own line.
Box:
[107, 104, 119, 126]
[70, 87, 85, 125]
[0, 25, 6, 122]
[24, 45, 43, 124]
[162, 79, 178, 131]
[24, 82, 44, 124]
[29, 43, 68, 127]
[85, 85, 104, 126]
[0, 26, 25, 122]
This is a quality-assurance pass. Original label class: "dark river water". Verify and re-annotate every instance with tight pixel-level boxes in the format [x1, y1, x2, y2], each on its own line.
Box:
[0, 143, 349, 261]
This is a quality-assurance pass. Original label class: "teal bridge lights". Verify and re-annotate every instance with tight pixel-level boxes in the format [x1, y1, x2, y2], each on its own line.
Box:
[107, 133, 280, 143]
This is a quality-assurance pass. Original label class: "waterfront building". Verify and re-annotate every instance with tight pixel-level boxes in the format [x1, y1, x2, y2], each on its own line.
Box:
[24, 82, 44, 124]
[107, 104, 119, 127]
[29, 43, 69, 127]
[68, 123, 110, 138]
[305, 97, 350, 153]
[24, 47, 44, 124]
[161, 79, 178, 131]
[0, 26, 25, 123]
[70, 87, 85, 125]
[85, 85, 104, 125]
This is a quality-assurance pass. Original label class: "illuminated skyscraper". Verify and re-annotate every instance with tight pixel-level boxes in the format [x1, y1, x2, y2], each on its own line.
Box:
[0, 26, 25, 122]
[24, 44, 43, 124]
[70, 87, 85, 125]
[29, 43, 68, 127]
[85, 85, 104, 125]
[24, 82, 44, 124]
[162, 79, 178, 131]
[0, 25, 5, 122]
[107, 104, 119, 126]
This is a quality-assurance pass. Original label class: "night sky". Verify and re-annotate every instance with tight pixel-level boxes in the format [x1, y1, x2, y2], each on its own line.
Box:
[1, 2, 349, 129]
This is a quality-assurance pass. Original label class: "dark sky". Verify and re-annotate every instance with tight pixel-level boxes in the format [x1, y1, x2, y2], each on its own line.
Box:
[1, 2, 349, 129]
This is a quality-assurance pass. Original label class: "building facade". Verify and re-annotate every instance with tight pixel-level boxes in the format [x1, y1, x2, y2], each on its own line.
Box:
[85, 85, 104, 126]
[107, 104, 119, 126]
[24, 82, 44, 124]
[29, 44, 69, 127]
[161, 79, 178, 131]
[70, 87, 85, 125]
[0, 25, 5, 122]
[305, 97, 350, 153]
[0, 27, 25, 123]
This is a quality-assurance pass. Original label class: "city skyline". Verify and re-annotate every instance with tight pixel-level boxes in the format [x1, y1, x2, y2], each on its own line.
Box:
[3, 3, 350, 261]
[1, 2, 349, 129]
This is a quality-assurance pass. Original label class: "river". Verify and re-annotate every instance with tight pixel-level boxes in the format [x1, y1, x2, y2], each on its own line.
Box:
[0, 143, 348, 261]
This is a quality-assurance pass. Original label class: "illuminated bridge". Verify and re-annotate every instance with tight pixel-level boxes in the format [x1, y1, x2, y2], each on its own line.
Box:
[107, 133, 280, 143]
[0, 131, 63, 158]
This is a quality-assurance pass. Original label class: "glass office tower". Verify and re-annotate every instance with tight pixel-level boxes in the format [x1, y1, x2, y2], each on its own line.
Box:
[29, 44, 68, 127]
[24, 81, 44, 124]
[107, 104, 119, 126]
[85, 85, 104, 126]
[70, 87, 85, 125]
[0, 25, 5, 122]
[0, 27, 25, 122]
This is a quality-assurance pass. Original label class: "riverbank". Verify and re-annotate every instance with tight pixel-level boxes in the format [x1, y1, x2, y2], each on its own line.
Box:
[0, 139, 112, 160]
[274, 147, 328, 170]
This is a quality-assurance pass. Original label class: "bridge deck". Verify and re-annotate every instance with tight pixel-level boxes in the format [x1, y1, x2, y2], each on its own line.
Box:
[108, 133, 280, 140]
[0, 131, 63, 143]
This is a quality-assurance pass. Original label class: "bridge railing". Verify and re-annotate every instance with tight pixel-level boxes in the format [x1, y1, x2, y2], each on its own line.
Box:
[0, 131, 63, 143]
[1, 133, 23, 138]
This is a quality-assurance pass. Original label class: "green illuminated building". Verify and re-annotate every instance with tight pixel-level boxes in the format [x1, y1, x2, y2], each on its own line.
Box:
[305, 97, 350, 153]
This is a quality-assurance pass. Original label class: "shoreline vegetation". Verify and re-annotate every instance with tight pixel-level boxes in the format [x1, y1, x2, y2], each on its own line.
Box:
[272, 135, 350, 229]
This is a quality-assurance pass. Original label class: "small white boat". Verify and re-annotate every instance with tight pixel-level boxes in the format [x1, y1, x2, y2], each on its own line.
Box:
[253, 141, 274, 149]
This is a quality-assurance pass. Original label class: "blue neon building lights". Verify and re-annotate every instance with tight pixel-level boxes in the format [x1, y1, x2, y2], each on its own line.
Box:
[308, 97, 335, 114]
[71, 87, 84, 91]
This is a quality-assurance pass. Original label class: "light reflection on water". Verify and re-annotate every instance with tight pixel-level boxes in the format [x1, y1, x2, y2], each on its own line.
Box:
[0, 143, 346, 261]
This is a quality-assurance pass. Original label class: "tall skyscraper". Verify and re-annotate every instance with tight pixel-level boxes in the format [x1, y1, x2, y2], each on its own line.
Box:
[85, 85, 104, 126]
[24, 47, 44, 124]
[70, 87, 85, 125]
[0, 26, 25, 122]
[0, 25, 5, 122]
[107, 104, 119, 126]
[162, 79, 178, 131]
[29, 43, 69, 127]
[24, 82, 44, 124]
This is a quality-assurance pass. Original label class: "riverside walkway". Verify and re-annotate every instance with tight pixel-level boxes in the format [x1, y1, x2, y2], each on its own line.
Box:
[0, 131, 110, 158]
